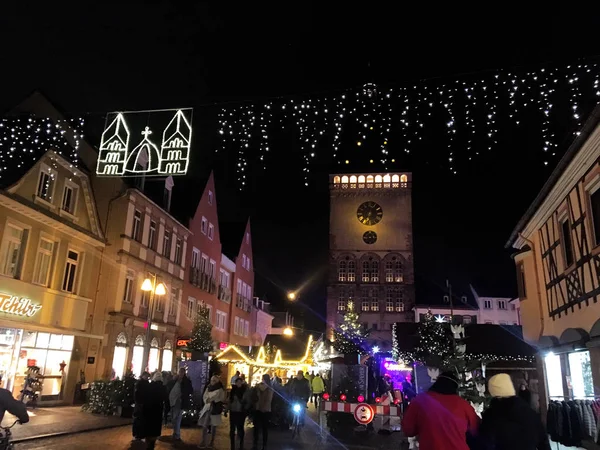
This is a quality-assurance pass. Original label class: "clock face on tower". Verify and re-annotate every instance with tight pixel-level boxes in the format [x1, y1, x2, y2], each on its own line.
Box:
[363, 231, 377, 244]
[357, 201, 383, 226]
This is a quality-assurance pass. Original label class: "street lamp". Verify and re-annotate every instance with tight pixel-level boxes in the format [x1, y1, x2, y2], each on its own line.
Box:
[283, 327, 294, 336]
[287, 292, 296, 301]
[140, 274, 166, 373]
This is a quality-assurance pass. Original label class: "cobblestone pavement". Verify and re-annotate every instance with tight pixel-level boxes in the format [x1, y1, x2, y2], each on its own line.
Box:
[14, 408, 405, 450]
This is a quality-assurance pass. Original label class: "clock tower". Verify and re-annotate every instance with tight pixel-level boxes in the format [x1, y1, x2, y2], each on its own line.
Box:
[327, 173, 414, 352]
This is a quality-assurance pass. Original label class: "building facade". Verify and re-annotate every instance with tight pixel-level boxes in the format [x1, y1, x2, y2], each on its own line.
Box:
[251, 298, 273, 346]
[229, 221, 254, 347]
[0, 150, 105, 405]
[327, 173, 415, 351]
[507, 106, 600, 411]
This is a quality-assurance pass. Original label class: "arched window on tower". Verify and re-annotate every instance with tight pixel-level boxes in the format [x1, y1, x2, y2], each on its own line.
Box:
[341, 176, 349, 184]
[358, 175, 366, 183]
[366, 175, 374, 185]
[375, 175, 383, 186]
[347, 260, 356, 282]
[333, 176, 341, 184]
[371, 260, 379, 282]
[362, 260, 370, 282]
[393, 259, 404, 283]
[338, 260, 347, 282]
[391, 174, 400, 187]
[350, 175, 357, 183]
[400, 174, 408, 183]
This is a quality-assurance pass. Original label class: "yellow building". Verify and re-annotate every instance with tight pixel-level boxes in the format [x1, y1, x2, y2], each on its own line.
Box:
[0, 149, 105, 405]
[507, 106, 600, 410]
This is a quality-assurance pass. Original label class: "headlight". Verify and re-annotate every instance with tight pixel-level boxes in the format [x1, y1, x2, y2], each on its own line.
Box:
[292, 404, 301, 413]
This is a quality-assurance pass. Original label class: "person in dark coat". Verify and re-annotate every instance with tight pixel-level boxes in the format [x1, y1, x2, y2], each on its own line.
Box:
[518, 383, 532, 407]
[475, 373, 551, 450]
[132, 371, 150, 441]
[139, 372, 167, 449]
[227, 377, 251, 450]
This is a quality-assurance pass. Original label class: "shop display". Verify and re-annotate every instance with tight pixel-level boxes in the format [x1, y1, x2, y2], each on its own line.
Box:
[20, 365, 42, 407]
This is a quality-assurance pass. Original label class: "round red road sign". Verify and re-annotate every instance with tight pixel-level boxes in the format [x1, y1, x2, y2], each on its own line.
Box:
[353, 403, 375, 425]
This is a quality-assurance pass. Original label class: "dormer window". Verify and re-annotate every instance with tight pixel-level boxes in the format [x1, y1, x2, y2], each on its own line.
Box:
[461, 296, 467, 304]
[443, 295, 449, 303]
[36, 165, 55, 202]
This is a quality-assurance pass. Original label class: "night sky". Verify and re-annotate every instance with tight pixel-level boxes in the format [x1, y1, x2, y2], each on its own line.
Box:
[3, 4, 600, 333]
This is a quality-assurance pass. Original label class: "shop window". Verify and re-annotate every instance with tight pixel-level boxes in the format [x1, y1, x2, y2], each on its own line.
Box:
[148, 338, 160, 373]
[545, 353, 564, 398]
[62, 250, 79, 293]
[33, 238, 54, 286]
[132, 335, 145, 376]
[569, 351, 594, 399]
[161, 341, 173, 372]
[0, 224, 26, 278]
[112, 333, 128, 380]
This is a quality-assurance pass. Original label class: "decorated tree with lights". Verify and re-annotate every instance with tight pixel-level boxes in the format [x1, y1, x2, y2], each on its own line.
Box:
[413, 311, 454, 368]
[333, 301, 368, 355]
[189, 305, 213, 353]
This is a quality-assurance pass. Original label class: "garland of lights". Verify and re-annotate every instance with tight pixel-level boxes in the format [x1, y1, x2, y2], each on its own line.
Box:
[217, 61, 600, 189]
[0, 117, 84, 181]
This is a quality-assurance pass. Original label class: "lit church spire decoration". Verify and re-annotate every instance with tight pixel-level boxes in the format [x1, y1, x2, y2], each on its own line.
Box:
[96, 113, 130, 175]
[126, 126, 161, 173]
[159, 109, 192, 175]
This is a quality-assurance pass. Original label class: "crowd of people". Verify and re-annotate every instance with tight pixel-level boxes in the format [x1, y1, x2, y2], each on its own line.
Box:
[130, 367, 321, 450]
[402, 372, 551, 450]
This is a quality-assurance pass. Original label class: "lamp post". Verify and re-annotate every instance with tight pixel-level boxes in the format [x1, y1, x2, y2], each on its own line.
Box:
[141, 274, 166, 374]
[287, 291, 297, 301]
[283, 327, 294, 336]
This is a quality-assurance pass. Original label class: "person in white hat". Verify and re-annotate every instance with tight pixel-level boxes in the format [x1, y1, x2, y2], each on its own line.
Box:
[474, 373, 550, 450]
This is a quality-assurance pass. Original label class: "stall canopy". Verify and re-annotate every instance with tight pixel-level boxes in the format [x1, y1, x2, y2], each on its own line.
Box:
[394, 323, 536, 368]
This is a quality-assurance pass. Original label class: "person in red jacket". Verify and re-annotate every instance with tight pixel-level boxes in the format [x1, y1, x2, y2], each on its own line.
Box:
[402, 371, 480, 450]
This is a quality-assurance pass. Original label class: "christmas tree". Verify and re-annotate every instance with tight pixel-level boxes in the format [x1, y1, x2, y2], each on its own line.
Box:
[333, 301, 368, 355]
[189, 304, 214, 352]
[413, 310, 454, 368]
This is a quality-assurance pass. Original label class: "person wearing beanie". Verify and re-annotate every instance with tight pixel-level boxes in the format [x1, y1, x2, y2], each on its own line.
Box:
[473, 373, 550, 450]
[402, 371, 480, 450]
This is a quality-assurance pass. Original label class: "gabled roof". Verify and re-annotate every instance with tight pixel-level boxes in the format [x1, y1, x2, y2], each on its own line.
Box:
[506, 103, 600, 248]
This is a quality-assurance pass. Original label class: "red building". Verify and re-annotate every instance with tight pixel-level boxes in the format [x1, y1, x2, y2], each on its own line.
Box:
[181, 173, 255, 349]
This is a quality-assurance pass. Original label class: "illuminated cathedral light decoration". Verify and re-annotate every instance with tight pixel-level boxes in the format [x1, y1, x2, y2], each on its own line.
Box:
[97, 113, 130, 176]
[159, 110, 192, 175]
[126, 126, 161, 173]
[96, 108, 193, 177]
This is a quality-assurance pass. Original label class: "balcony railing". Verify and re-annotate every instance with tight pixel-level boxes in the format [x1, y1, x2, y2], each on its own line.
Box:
[235, 294, 252, 312]
[218, 285, 231, 303]
[189, 267, 217, 294]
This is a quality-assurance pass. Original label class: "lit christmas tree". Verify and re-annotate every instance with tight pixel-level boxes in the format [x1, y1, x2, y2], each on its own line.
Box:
[189, 304, 214, 353]
[333, 301, 368, 355]
[413, 310, 454, 368]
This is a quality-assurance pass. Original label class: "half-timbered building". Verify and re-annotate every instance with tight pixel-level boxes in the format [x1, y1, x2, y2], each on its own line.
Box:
[508, 105, 600, 414]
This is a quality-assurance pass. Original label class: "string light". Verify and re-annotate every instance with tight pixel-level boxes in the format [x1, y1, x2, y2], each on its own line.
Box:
[0, 117, 84, 180]
[216, 61, 600, 189]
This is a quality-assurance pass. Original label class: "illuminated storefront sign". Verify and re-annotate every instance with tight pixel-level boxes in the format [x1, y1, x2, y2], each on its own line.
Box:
[383, 359, 411, 372]
[177, 339, 190, 348]
[0, 293, 42, 317]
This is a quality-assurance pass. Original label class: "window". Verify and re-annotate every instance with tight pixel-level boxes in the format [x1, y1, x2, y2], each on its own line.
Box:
[208, 190, 213, 205]
[362, 261, 370, 282]
[443, 295, 450, 303]
[234, 317, 240, 335]
[516, 262, 527, 299]
[148, 221, 157, 250]
[216, 310, 227, 331]
[362, 300, 369, 312]
[511, 303, 516, 311]
[156, 295, 164, 312]
[370, 260, 379, 282]
[163, 230, 171, 258]
[242, 254, 247, 270]
[484, 299, 492, 309]
[497, 299, 507, 310]
[372, 323, 378, 331]
[337, 299, 346, 311]
[569, 351, 593, 399]
[36, 166, 55, 201]
[590, 188, 600, 246]
[208, 223, 214, 241]
[244, 320, 249, 337]
[461, 296, 467, 303]
[132, 210, 142, 241]
[191, 248, 200, 268]
[201, 254, 209, 273]
[463, 315, 472, 324]
[386, 288, 394, 312]
[141, 290, 149, 308]
[169, 288, 178, 316]
[174, 238, 183, 265]
[393, 260, 403, 282]
[123, 270, 135, 303]
[61, 183, 77, 214]
[370, 288, 379, 311]
[396, 302, 404, 312]
[32, 238, 54, 285]
[561, 218, 574, 267]
[62, 250, 79, 293]
[220, 269, 230, 288]
[201, 217, 208, 234]
[206, 305, 213, 323]
[246, 232, 250, 244]
[187, 297, 195, 318]
[347, 260, 355, 282]
[338, 260, 347, 282]
[385, 261, 393, 282]
[0, 225, 25, 277]
[396, 289, 404, 312]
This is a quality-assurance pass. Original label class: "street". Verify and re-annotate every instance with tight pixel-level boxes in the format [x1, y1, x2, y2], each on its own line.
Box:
[13, 407, 404, 450]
